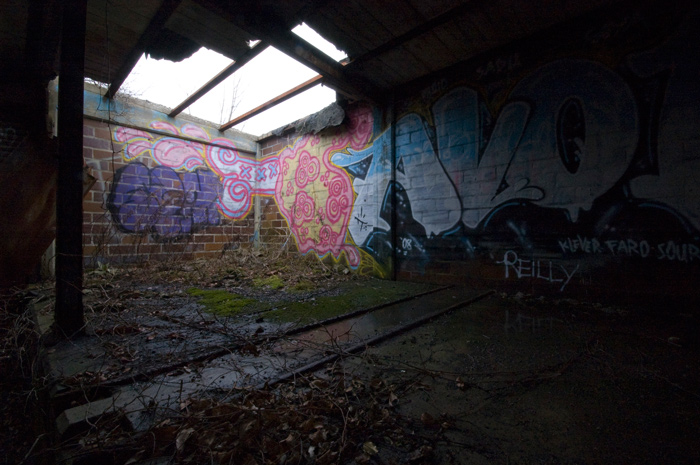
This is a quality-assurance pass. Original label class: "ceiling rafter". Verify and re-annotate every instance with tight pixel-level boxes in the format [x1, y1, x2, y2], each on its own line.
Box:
[168, 41, 269, 117]
[105, 0, 183, 99]
[193, 0, 381, 104]
[346, 1, 481, 69]
[220, 74, 323, 131]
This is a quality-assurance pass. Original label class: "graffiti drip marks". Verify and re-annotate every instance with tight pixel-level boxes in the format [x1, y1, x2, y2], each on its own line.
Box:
[107, 162, 221, 240]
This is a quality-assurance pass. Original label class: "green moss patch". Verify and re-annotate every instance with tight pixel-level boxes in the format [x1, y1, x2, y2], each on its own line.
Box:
[291, 280, 316, 292]
[252, 275, 284, 290]
[186, 288, 257, 317]
[262, 280, 438, 325]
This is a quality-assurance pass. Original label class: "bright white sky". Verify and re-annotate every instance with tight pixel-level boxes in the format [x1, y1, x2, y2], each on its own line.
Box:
[120, 24, 347, 137]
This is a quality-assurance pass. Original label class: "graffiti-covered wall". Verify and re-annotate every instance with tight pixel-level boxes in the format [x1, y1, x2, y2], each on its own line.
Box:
[82, 0, 700, 303]
[83, 118, 258, 265]
[257, 1, 700, 303]
[81, 88, 383, 273]
[256, 104, 385, 276]
[81, 86, 261, 266]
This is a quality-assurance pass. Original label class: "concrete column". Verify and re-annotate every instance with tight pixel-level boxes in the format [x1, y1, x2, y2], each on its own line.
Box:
[254, 142, 262, 249]
[55, 0, 87, 336]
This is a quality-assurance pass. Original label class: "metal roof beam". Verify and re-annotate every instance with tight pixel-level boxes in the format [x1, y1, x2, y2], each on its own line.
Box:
[265, 31, 378, 103]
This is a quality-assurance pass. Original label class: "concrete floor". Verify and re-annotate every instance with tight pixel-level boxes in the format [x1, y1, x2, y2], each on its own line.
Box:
[341, 294, 700, 464]
[37, 284, 700, 464]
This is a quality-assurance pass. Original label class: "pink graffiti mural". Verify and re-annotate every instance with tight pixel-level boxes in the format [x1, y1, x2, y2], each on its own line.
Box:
[114, 127, 153, 160]
[273, 104, 374, 268]
[113, 107, 373, 268]
[115, 122, 204, 171]
[206, 139, 278, 219]
[113, 121, 278, 220]
[344, 103, 374, 151]
[275, 135, 359, 266]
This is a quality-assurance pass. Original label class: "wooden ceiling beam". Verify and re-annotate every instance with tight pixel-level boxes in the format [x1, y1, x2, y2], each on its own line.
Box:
[193, 0, 381, 104]
[348, 1, 480, 68]
[220, 74, 323, 131]
[254, 29, 380, 104]
[168, 41, 268, 117]
[105, 0, 183, 99]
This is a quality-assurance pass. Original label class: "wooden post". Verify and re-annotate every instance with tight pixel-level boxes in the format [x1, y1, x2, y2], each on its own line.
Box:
[55, 0, 87, 336]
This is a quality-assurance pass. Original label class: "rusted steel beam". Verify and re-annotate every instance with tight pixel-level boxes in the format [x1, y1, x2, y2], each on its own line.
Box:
[83, 115, 257, 156]
[219, 74, 323, 131]
[55, 0, 87, 337]
[168, 42, 269, 118]
[105, 0, 183, 99]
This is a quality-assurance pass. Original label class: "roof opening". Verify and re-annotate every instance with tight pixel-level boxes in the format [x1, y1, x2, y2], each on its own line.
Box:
[116, 24, 346, 137]
[292, 23, 347, 62]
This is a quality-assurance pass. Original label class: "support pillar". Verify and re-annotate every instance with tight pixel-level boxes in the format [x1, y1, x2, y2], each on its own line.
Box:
[55, 0, 87, 336]
[390, 93, 397, 281]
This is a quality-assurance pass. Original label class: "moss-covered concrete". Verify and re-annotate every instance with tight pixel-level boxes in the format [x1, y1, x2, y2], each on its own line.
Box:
[187, 279, 439, 323]
[262, 280, 438, 324]
[186, 288, 257, 317]
[252, 275, 284, 290]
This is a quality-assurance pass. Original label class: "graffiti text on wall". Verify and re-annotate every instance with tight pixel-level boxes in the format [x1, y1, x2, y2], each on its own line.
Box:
[113, 121, 279, 224]
[497, 250, 579, 292]
[330, 11, 700, 290]
[109, 107, 376, 271]
[558, 236, 700, 263]
[107, 162, 221, 239]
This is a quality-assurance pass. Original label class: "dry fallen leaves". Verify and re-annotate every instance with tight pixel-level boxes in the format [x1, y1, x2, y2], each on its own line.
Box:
[69, 367, 443, 464]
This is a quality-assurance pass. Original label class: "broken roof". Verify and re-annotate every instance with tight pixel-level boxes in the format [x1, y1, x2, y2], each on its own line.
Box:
[3, 0, 619, 122]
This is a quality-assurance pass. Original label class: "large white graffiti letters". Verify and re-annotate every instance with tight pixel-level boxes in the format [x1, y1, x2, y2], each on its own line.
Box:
[434, 59, 639, 228]
[332, 113, 461, 246]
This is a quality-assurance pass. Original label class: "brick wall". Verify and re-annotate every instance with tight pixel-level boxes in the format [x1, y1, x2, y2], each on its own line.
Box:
[78, 1, 700, 304]
[377, 2, 700, 303]
[253, 3, 700, 304]
[256, 133, 298, 260]
[82, 118, 257, 268]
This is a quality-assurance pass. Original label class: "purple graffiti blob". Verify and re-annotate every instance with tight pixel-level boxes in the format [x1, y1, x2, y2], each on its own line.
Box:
[108, 162, 221, 239]
[184, 169, 221, 227]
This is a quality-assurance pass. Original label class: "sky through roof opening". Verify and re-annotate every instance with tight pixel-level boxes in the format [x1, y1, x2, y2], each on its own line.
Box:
[119, 24, 346, 137]
[292, 23, 347, 62]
